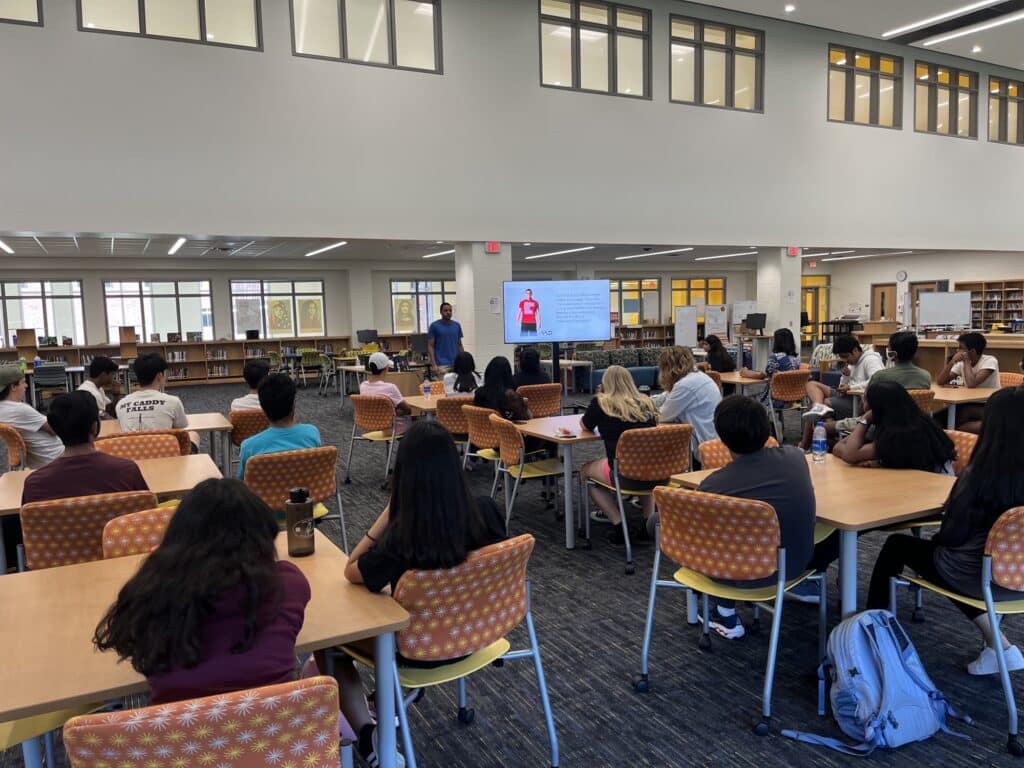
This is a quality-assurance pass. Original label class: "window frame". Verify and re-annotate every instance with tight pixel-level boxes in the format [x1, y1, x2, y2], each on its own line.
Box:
[288, 0, 443, 74]
[103, 280, 214, 344]
[389, 279, 456, 333]
[669, 15, 764, 113]
[988, 75, 1024, 146]
[229, 279, 326, 340]
[670, 276, 728, 318]
[0, 280, 87, 345]
[0, 0, 43, 26]
[76, 0, 264, 52]
[538, 0, 652, 101]
[913, 60, 977, 140]
[827, 44, 903, 130]
[609, 277, 660, 324]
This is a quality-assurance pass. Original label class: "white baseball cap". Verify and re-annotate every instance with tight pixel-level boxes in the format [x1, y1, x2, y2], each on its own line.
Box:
[367, 352, 393, 373]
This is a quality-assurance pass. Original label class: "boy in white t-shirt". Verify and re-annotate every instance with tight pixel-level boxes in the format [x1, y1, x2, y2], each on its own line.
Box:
[115, 354, 196, 447]
[937, 331, 1000, 433]
[77, 356, 121, 419]
[359, 352, 411, 435]
[231, 360, 270, 411]
[0, 365, 64, 469]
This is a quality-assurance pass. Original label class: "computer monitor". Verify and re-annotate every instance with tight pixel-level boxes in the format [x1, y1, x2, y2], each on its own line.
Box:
[745, 313, 767, 334]
[800, 311, 811, 328]
[356, 329, 379, 344]
[245, 329, 260, 340]
[409, 333, 428, 355]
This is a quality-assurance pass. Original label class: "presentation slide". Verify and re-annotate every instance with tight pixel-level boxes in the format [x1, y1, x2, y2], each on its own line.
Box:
[503, 280, 611, 343]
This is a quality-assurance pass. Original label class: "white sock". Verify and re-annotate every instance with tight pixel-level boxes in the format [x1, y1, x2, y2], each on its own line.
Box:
[716, 605, 736, 618]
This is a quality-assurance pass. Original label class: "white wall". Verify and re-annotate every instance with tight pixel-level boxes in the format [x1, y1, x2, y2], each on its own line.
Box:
[1, 0, 1023, 249]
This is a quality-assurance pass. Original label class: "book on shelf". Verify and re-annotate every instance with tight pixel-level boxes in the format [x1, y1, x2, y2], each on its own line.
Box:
[208, 349, 227, 360]
[167, 366, 189, 381]
[167, 333, 181, 343]
[186, 331, 203, 342]
[167, 351, 188, 362]
[207, 363, 231, 377]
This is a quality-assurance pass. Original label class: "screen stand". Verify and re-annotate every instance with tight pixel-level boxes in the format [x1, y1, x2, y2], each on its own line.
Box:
[551, 342, 561, 395]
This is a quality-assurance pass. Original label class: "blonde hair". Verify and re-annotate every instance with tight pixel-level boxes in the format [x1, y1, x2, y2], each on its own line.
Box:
[658, 346, 697, 391]
[596, 365, 659, 423]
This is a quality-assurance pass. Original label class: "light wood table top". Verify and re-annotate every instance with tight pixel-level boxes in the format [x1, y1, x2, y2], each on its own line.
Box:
[540, 359, 593, 369]
[0, 531, 409, 722]
[671, 453, 954, 531]
[846, 383, 996, 405]
[718, 371, 767, 387]
[0, 454, 222, 516]
[515, 415, 600, 444]
[99, 412, 232, 437]
[405, 394, 441, 413]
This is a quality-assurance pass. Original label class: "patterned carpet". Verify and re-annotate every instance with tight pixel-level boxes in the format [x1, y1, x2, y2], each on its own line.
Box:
[3, 381, 1023, 767]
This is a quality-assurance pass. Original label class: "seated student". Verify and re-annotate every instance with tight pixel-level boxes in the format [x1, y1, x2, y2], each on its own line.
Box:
[443, 351, 483, 394]
[832, 381, 956, 473]
[77, 356, 121, 419]
[653, 346, 721, 465]
[739, 328, 804, 411]
[231, 359, 270, 411]
[700, 334, 736, 374]
[0, 365, 64, 469]
[803, 333, 884, 422]
[580, 366, 660, 545]
[937, 331, 1000, 434]
[339, 421, 505, 764]
[237, 373, 321, 479]
[359, 352, 411, 436]
[93, 479, 311, 704]
[512, 347, 552, 389]
[474, 356, 532, 421]
[867, 386, 1024, 675]
[115, 353, 197, 449]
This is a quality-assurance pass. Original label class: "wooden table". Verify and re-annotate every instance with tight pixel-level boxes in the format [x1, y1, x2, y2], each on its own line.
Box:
[404, 393, 440, 414]
[847, 383, 996, 426]
[101, 413, 233, 475]
[718, 371, 768, 395]
[0, 531, 409, 768]
[515, 415, 600, 549]
[671, 453, 955, 617]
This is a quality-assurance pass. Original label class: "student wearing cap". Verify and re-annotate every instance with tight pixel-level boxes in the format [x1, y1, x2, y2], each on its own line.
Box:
[77, 356, 122, 419]
[237, 373, 321, 479]
[359, 352, 411, 436]
[0, 364, 64, 469]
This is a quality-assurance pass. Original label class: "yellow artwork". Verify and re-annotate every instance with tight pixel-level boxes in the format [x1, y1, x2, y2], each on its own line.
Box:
[298, 298, 324, 335]
[393, 298, 416, 333]
[267, 298, 294, 337]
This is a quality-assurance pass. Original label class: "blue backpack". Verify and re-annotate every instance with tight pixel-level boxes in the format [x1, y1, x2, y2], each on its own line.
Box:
[783, 610, 970, 755]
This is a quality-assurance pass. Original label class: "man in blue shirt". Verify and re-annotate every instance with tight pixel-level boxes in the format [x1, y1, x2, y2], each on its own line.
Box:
[427, 302, 464, 375]
[237, 373, 320, 478]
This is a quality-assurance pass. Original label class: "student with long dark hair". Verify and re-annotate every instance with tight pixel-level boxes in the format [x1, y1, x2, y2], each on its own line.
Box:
[739, 328, 802, 409]
[443, 351, 483, 394]
[474, 356, 532, 421]
[700, 334, 736, 373]
[867, 387, 1024, 675]
[512, 347, 552, 388]
[833, 381, 956, 473]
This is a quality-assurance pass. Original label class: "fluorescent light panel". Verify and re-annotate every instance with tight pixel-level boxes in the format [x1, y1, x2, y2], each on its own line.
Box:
[614, 247, 693, 261]
[305, 240, 348, 257]
[168, 237, 186, 255]
[693, 250, 758, 262]
[922, 9, 1024, 45]
[422, 249, 456, 259]
[0, 240, 12, 254]
[801, 249, 855, 258]
[822, 250, 913, 262]
[524, 246, 594, 261]
[882, 0, 1005, 38]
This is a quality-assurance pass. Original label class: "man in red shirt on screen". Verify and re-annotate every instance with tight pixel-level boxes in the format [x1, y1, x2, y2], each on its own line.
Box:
[517, 288, 541, 336]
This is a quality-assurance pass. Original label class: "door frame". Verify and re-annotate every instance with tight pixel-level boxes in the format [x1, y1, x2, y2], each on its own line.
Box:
[870, 282, 897, 321]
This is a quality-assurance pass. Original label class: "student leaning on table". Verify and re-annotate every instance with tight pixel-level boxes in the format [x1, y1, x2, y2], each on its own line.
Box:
[739, 328, 805, 411]
[866, 386, 1024, 676]
[653, 345, 721, 465]
[937, 331, 1000, 434]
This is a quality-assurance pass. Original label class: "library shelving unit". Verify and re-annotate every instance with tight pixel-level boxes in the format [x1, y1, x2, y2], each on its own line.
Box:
[614, 324, 675, 348]
[956, 279, 1024, 329]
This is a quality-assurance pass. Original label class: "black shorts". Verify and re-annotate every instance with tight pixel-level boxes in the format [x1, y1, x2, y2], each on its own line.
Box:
[521, 322, 537, 332]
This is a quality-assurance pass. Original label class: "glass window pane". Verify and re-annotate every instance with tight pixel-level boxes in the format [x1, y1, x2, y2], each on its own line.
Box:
[443, 281, 456, 292]
[233, 296, 263, 339]
[879, 78, 895, 127]
[1010, 82, 1020, 98]
[46, 281, 80, 296]
[178, 281, 209, 294]
[204, 0, 258, 47]
[579, 28, 609, 92]
[957, 92, 972, 136]
[616, 34, 644, 96]
[829, 47, 847, 65]
[671, 43, 695, 101]
[7, 296, 44, 338]
[294, 281, 322, 293]
[854, 52, 871, 70]
[671, 18, 695, 39]
[293, 0, 341, 57]
[990, 78, 1001, 95]
[735, 30, 757, 49]
[0, 0, 40, 22]
[106, 297, 144, 344]
[829, 69, 846, 120]
[703, 24, 725, 44]
[395, 1, 436, 70]
[391, 280, 414, 292]
[579, 2, 607, 25]
[1009, 102, 1019, 144]
[541, 22, 572, 87]
[936, 86, 949, 133]
[616, 9, 645, 31]
[145, 282, 176, 295]
[915, 83, 929, 131]
[81, 0, 140, 32]
[709, 279, 724, 289]
[231, 280, 261, 294]
[145, 297, 179, 339]
[346, 0, 389, 63]
[854, 73, 870, 123]
[145, 0, 200, 39]
[880, 56, 896, 75]
[959, 72, 972, 89]
[540, 0, 570, 18]
[734, 53, 756, 110]
[937, 67, 949, 84]
[990, 96, 1000, 140]
[178, 295, 213, 340]
[916, 63, 929, 81]
[703, 48, 726, 106]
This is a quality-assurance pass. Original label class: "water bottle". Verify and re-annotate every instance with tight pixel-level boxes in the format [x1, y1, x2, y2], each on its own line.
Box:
[284, 487, 315, 557]
[812, 421, 827, 464]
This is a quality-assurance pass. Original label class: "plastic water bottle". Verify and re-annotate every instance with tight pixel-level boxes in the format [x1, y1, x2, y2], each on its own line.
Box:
[812, 421, 827, 464]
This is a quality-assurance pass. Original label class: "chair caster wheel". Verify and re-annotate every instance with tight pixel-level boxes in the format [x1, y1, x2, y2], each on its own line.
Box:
[632, 674, 650, 693]
[491, 658, 505, 668]
[411, 688, 426, 704]
[344, 477, 352, 485]
[753, 718, 771, 736]
[625, 564, 635, 575]
[1008, 735, 1024, 756]
[458, 706, 475, 725]
[749, 619, 761, 635]
[911, 608, 925, 623]
[698, 634, 712, 651]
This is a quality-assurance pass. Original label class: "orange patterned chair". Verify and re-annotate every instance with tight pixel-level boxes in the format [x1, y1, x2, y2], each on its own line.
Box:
[1000, 372, 1024, 389]
[345, 394, 402, 488]
[64, 676, 346, 768]
[583, 424, 693, 574]
[703, 370, 722, 392]
[946, 429, 978, 476]
[636, 487, 826, 735]
[515, 383, 562, 418]
[339, 534, 558, 768]
[489, 413, 569, 531]
[101, 506, 176, 558]
[462, 405, 503, 490]
[698, 436, 778, 470]
[907, 388, 937, 414]
[97, 428, 191, 456]
[244, 445, 348, 552]
[0, 423, 27, 471]
[435, 395, 472, 443]
[95, 432, 180, 461]
[228, 409, 269, 469]
[767, 369, 810, 444]
[891, 507, 1024, 756]
[20, 491, 158, 570]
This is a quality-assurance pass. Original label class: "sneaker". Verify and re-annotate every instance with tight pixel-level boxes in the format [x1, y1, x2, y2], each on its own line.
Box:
[785, 580, 821, 604]
[708, 609, 745, 640]
[590, 509, 612, 524]
[967, 644, 1024, 676]
[606, 526, 638, 547]
[801, 403, 834, 423]
[630, 496, 642, 509]
[358, 724, 406, 768]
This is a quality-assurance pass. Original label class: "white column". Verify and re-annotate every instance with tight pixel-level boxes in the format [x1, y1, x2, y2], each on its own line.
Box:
[347, 267, 374, 341]
[756, 248, 802, 336]
[454, 242, 513, 366]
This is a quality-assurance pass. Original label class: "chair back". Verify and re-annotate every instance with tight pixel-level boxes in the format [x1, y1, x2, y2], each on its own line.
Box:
[615, 424, 692, 481]
[419, 380, 445, 396]
[515, 383, 561, 418]
[95, 432, 180, 460]
[698, 436, 779, 470]
[21, 490, 159, 570]
[489, 413, 528, 466]
[229, 408, 269, 447]
[97, 428, 191, 456]
[64, 676, 341, 768]
[0, 423, 27, 470]
[299, 348, 320, 366]
[944, 429, 978, 476]
[464, 404, 501, 450]
[245, 445, 339, 509]
[268, 349, 283, 368]
[799, 362, 811, 371]
[1000, 372, 1024, 389]
[653, 486, 780, 581]
[350, 394, 396, 432]
[703, 370, 722, 391]
[986, 507, 1024, 592]
[394, 534, 534, 663]
[102, 506, 176, 558]
[907, 388, 936, 414]
[769, 369, 810, 404]
[436, 395, 472, 436]
[32, 363, 67, 388]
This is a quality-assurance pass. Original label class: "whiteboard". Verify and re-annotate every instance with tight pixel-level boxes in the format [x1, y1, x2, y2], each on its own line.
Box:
[674, 306, 698, 347]
[733, 301, 758, 321]
[705, 305, 730, 340]
[918, 292, 971, 328]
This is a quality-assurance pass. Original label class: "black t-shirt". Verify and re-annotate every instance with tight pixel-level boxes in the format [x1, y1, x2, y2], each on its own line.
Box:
[581, 396, 656, 465]
[706, 349, 736, 373]
[473, 388, 531, 421]
[512, 371, 551, 388]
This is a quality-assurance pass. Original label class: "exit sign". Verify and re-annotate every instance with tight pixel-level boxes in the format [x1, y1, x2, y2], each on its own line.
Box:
[787, 246, 802, 257]
[485, 241, 501, 254]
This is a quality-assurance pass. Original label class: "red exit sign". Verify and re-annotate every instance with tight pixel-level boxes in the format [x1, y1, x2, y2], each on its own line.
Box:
[485, 241, 501, 254]
[787, 246, 802, 257]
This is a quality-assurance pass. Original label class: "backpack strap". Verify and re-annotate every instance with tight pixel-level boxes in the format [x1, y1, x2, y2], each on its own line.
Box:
[781, 730, 877, 757]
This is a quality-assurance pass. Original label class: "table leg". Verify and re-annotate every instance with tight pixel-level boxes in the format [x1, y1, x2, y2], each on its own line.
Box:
[221, 431, 231, 476]
[374, 632, 399, 768]
[0, 523, 7, 574]
[21, 737, 42, 768]
[839, 529, 858, 618]
[563, 442, 575, 550]
[947, 403, 957, 430]
[852, 397, 860, 418]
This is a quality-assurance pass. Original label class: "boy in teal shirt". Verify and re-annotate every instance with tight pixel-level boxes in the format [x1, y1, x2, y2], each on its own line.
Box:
[237, 373, 320, 478]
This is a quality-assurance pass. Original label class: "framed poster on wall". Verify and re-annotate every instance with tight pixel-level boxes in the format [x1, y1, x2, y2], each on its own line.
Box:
[297, 297, 324, 336]
[266, 298, 294, 338]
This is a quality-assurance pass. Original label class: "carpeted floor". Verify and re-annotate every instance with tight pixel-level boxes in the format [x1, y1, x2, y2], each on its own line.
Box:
[3, 381, 1022, 767]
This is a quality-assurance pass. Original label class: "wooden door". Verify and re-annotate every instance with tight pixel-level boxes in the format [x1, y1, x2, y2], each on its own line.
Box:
[871, 283, 897, 321]
[909, 281, 939, 327]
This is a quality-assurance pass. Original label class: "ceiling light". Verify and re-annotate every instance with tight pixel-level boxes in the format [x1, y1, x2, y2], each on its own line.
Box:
[821, 250, 913, 262]
[523, 242, 532, 246]
[972, 45, 982, 53]
[304, 240, 347, 257]
[922, 10, 1024, 46]
[422, 249, 455, 259]
[615, 247, 694, 261]
[435, 240, 444, 244]
[801, 249, 854, 259]
[168, 237, 186, 255]
[694, 250, 759, 262]
[784, 4, 796, 12]
[0, 240, 13, 255]
[524, 246, 594, 261]
[835, 58, 846, 65]
[882, 1, 1004, 37]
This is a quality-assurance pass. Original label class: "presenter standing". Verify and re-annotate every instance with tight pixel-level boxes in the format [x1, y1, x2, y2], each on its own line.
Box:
[517, 288, 541, 336]
[427, 302, 464, 375]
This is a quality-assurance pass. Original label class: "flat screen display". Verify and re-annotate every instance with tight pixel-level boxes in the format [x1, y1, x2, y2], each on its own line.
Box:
[502, 279, 611, 344]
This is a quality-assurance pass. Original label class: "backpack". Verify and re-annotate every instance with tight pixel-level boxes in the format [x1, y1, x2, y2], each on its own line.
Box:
[782, 609, 970, 755]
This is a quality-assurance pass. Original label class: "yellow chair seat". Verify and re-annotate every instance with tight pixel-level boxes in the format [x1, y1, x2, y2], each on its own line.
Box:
[475, 448, 500, 462]
[0, 705, 99, 749]
[157, 498, 181, 509]
[588, 477, 660, 495]
[672, 566, 816, 602]
[359, 430, 403, 442]
[904, 576, 1024, 614]
[814, 522, 835, 544]
[508, 458, 562, 480]
[341, 638, 511, 689]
